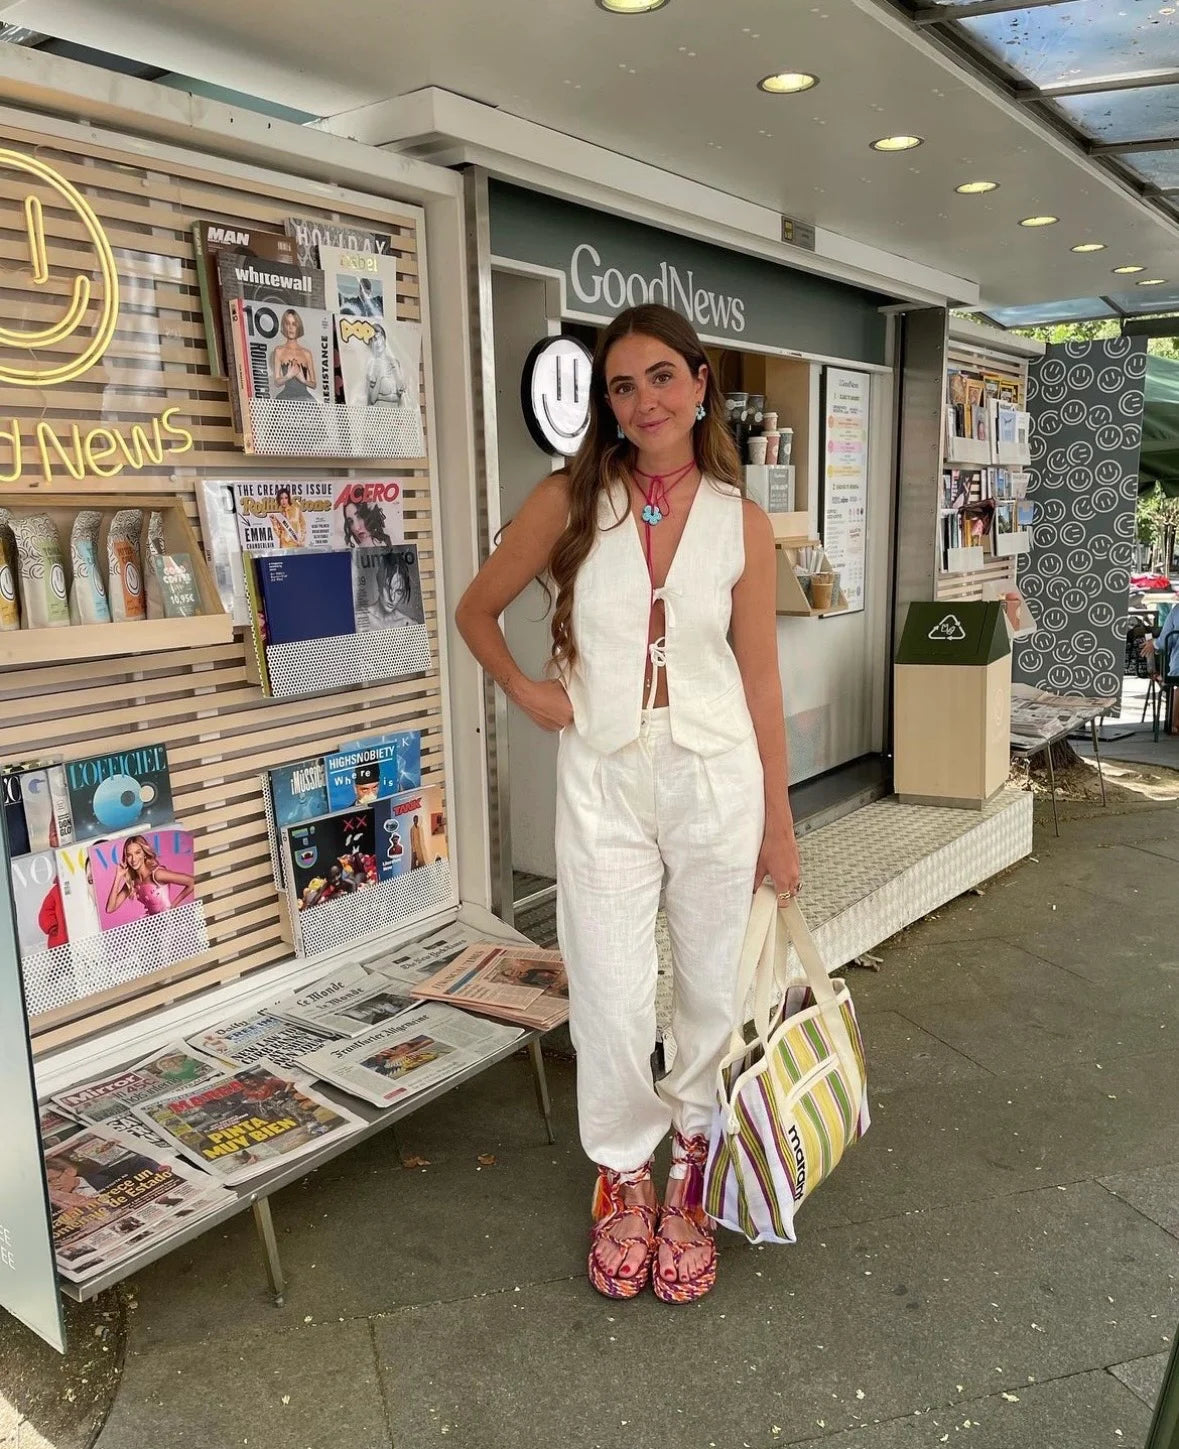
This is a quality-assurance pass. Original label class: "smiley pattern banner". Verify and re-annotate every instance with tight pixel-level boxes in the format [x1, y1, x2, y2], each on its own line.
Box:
[1014, 337, 1148, 713]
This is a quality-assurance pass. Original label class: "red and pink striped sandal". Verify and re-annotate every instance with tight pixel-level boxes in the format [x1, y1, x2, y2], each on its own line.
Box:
[653, 1131, 716, 1303]
[588, 1161, 658, 1300]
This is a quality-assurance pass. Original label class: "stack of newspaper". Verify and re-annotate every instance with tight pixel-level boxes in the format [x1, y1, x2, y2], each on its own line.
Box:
[1009, 683, 1112, 751]
[46, 1128, 233, 1284]
[296, 1001, 523, 1109]
[411, 941, 569, 1033]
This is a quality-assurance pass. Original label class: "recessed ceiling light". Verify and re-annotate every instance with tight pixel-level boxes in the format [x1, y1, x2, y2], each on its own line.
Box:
[1137, 278, 1168, 286]
[955, 180, 998, 194]
[1112, 264, 1145, 274]
[758, 72, 819, 93]
[595, 0, 667, 11]
[1019, 215, 1058, 227]
[871, 135, 923, 152]
[1071, 242, 1106, 252]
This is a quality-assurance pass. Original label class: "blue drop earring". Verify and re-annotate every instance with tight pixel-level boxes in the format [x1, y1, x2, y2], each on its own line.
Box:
[617, 423, 625, 440]
[695, 402, 706, 422]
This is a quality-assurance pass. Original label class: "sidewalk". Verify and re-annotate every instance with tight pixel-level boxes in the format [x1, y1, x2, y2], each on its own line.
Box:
[4, 790, 1179, 1449]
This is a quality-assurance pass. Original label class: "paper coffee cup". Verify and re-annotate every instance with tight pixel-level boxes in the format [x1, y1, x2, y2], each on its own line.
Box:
[810, 572, 834, 611]
[748, 435, 768, 466]
[779, 428, 793, 465]
[762, 412, 778, 433]
[764, 431, 780, 466]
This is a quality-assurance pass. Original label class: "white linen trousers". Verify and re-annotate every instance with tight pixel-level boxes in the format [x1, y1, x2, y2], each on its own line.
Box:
[555, 707, 764, 1172]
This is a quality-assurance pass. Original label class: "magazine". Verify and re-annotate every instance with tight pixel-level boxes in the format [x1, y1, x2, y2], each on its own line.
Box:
[218, 254, 330, 438]
[323, 731, 422, 811]
[337, 317, 421, 414]
[412, 941, 569, 1032]
[88, 828, 196, 932]
[268, 757, 330, 830]
[133, 1063, 364, 1185]
[285, 215, 396, 270]
[195, 480, 250, 626]
[330, 479, 405, 549]
[192, 220, 296, 376]
[372, 784, 447, 882]
[230, 479, 335, 553]
[187, 1011, 337, 1074]
[295, 1003, 524, 1109]
[45, 1127, 229, 1283]
[55, 842, 102, 944]
[318, 245, 398, 321]
[352, 545, 425, 632]
[53, 1044, 226, 1126]
[64, 744, 173, 842]
[284, 808, 376, 911]
[3, 766, 29, 856]
[270, 963, 419, 1038]
[10, 849, 63, 956]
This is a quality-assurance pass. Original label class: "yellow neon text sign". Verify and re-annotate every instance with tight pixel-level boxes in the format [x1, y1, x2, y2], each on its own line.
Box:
[0, 149, 194, 483]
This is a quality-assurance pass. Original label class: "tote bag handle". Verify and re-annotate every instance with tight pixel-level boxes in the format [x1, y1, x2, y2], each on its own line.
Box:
[731, 886, 864, 1105]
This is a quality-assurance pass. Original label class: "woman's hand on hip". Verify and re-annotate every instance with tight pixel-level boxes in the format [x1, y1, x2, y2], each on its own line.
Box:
[757, 821, 802, 901]
[514, 678, 574, 733]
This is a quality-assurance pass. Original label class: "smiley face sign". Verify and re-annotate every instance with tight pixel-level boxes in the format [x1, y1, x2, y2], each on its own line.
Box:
[0, 148, 120, 387]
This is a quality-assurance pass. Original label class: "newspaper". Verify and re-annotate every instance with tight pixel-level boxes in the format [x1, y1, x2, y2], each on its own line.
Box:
[133, 1063, 364, 1185]
[187, 1011, 338, 1074]
[39, 1106, 83, 1150]
[1009, 684, 1112, 751]
[270, 963, 418, 1038]
[51, 1046, 225, 1143]
[412, 942, 569, 1032]
[295, 1002, 524, 1109]
[45, 1127, 230, 1283]
[367, 922, 486, 981]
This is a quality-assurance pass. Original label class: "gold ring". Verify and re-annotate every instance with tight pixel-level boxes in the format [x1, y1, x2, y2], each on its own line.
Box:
[777, 890, 794, 903]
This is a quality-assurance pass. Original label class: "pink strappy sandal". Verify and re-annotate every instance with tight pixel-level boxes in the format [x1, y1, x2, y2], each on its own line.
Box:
[653, 1130, 716, 1304]
[588, 1161, 658, 1300]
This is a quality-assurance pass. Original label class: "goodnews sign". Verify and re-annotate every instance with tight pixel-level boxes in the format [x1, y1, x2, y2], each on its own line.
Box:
[488, 180, 887, 364]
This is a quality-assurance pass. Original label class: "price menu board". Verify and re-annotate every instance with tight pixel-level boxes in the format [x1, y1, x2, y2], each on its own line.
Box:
[822, 368, 870, 615]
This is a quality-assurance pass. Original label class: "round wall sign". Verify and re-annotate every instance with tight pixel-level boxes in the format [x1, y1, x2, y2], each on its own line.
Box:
[521, 336, 593, 456]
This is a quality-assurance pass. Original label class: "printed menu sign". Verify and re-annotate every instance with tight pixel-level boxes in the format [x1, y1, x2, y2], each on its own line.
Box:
[822, 368, 870, 615]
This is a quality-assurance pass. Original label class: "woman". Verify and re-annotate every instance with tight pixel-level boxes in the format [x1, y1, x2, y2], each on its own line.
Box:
[365, 323, 408, 407]
[271, 309, 317, 402]
[457, 304, 800, 1304]
[342, 499, 392, 548]
[104, 835, 194, 921]
[269, 486, 308, 548]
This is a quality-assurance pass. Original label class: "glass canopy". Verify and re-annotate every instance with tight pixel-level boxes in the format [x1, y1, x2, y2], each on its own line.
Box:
[1120, 151, 1179, 190]
[960, 1, 1179, 90]
[1054, 84, 1179, 146]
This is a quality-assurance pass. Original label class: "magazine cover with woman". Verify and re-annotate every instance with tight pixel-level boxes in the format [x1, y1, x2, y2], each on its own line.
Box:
[88, 829, 196, 931]
[230, 479, 335, 552]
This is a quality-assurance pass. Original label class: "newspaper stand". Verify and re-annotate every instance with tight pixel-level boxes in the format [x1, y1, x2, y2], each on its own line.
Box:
[0, 96, 539, 1352]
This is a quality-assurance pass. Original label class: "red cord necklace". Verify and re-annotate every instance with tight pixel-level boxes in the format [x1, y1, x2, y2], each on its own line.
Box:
[633, 459, 696, 586]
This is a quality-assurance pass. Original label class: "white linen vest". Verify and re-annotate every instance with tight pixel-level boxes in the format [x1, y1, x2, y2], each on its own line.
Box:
[562, 477, 754, 757]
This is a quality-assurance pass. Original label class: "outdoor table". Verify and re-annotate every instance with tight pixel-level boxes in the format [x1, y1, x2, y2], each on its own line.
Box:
[1009, 707, 1108, 838]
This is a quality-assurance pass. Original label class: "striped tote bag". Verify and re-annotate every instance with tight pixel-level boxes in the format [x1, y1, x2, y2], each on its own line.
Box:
[704, 885, 870, 1245]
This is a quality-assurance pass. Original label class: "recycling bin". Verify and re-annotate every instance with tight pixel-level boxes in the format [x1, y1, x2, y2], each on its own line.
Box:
[894, 600, 1012, 808]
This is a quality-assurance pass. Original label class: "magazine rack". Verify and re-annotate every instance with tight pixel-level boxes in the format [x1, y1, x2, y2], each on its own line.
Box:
[261, 783, 454, 956]
[0, 495, 232, 669]
[21, 901, 210, 1020]
[244, 618, 432, 699]
[245, 398, 426, 462]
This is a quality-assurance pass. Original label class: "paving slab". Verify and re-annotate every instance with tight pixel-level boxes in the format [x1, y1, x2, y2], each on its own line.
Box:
[851, 1010, 990, 1095]
[126, 1055, 587, 1348]
[1101, 1159, 1179, 1237]
[93, 1319, 388, 1449]
[370, 1182, 1178, 1449]
[1110, 1351, 1169, 1409]
[779, 1369, 1152, 1449]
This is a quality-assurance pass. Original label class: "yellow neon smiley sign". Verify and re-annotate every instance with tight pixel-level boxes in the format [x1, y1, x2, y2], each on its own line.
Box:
[0, 148, 120, 386]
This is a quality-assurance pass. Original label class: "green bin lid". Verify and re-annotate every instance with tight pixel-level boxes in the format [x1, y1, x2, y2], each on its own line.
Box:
[895, 600, 1011, 666]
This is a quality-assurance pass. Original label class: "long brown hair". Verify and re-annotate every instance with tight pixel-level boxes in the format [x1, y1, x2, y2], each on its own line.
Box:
[548, 305, 742, 677]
